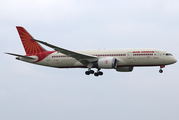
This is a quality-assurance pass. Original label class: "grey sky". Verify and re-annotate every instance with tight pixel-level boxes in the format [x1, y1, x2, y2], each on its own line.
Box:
[1, 0, 179, 120]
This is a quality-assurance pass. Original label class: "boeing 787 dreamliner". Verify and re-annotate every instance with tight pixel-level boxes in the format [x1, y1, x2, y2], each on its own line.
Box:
[6, 26, 177, 76]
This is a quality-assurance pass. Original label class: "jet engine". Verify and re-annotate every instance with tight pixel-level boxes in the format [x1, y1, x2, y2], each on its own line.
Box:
[116, 67, 134, 72]
[98, 57, 117, 69]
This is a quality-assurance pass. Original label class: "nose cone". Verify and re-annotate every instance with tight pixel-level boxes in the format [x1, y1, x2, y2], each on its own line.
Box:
[173, 57, 177, 63]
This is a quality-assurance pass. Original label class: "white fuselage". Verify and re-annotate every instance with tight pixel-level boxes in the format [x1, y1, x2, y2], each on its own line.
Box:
[19, 49, 177, 69]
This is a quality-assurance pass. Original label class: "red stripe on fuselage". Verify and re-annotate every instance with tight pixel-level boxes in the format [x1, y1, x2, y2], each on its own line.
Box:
[26, 51, 55, 62]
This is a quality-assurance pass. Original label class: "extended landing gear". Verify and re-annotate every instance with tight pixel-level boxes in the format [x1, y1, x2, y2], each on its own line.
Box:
[94, 69, 103, 77]
[85, 68, 94, 75]
[85, 68, 103, 77]
[159, 65, 165, 73]
[159, 69, 163, 73]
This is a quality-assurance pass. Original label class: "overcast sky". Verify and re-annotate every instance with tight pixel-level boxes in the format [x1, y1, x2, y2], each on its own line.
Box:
[1, 0, 179, 120]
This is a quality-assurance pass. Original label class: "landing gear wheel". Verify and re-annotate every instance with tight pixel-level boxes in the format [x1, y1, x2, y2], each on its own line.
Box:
[159, 69, 163, 73]
[86, 68, 103, 76]
[85, 71, 90, 75]
[85, 69, 94, 75]
[94, 72, 99, 77]
[90, 70, 94, 74]
[98, 71, 103, 76]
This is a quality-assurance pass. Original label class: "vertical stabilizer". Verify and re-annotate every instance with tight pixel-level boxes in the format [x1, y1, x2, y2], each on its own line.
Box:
[16, 26, 46, 54]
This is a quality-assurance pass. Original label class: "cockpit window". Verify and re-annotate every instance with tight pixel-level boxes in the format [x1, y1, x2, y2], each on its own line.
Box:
[166, 53, 172, 56]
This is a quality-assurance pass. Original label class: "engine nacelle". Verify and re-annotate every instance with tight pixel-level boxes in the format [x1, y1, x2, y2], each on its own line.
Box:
[116, 67, 134, 72]
[98, 57, 117, 69]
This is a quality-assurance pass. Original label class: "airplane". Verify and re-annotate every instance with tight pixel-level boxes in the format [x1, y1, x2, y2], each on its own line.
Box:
[6, 26, 177, 77]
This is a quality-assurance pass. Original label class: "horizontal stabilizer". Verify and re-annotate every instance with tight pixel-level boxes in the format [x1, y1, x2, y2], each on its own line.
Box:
[5, 52, 36, 60]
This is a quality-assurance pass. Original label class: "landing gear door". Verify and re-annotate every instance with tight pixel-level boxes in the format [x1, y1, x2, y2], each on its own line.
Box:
[154, 51, 159, 58]
[127, 52, 132, 59]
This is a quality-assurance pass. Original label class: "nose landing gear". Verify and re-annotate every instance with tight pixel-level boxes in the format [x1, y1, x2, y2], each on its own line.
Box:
[159, 65, 165, 73]
[159, 69, 163, 73]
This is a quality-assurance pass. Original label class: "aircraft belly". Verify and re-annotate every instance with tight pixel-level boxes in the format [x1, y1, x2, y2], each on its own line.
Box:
[125, 56, 163, 66]
[52, 58, 77, 67]
[132, 57, 165, 66]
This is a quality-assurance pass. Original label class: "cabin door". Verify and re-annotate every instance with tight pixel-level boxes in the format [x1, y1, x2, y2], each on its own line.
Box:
[154, 51, 159, 58]
[127, 52, 132, 59]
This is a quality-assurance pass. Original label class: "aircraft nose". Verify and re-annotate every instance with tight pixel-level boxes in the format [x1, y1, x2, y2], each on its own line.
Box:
[173, 57, 177, 63]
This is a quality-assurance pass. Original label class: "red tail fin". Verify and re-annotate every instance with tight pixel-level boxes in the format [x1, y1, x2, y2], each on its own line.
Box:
[16, 26, 46, 54]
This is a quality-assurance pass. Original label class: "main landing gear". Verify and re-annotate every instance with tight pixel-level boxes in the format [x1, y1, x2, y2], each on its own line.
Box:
[94, 69, 103, 77]
[85, 68, 94, 75]
[85, 68, 103, 77]
[159, 65, 165, 73]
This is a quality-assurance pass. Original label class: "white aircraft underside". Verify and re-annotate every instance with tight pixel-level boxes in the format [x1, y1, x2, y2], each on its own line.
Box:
[6, 26, 177, 77]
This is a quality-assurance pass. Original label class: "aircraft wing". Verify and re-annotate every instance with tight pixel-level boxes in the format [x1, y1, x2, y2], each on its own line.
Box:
[33, 39, 98, 66]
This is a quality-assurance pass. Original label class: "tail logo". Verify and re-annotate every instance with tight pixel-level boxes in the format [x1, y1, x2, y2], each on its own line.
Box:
[16, 26, 46, 55]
